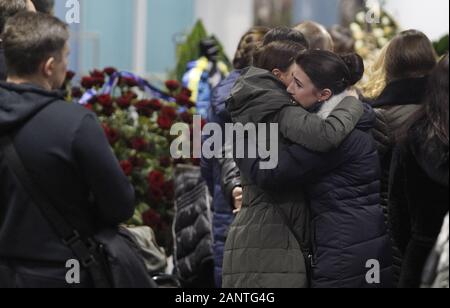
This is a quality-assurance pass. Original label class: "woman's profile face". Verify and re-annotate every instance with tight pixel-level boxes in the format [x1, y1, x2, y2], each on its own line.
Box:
[287, 64, 322, 109]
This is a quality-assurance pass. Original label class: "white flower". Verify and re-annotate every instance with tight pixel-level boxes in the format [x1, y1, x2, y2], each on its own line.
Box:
[382, 16, 391, 26]
[373, 28, 385, 38]
[378, 37, 389, 47]
[356, 12, 366, 23]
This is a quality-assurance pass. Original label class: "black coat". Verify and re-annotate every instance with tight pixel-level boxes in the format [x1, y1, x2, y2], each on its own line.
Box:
[0, 82, 135, 287]
[368, 77, 428, 284]
[389, 118, 449, 288]
[238, 108, 394, 288]
[0, 44, 6, 81]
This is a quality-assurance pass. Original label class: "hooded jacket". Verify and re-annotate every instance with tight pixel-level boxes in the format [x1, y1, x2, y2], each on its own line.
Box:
[222, 67, 365, 288]
[0, 82, 135, 287]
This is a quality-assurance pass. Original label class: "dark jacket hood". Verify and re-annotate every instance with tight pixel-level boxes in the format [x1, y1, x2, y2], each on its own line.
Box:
[226, 66, 294, 124]
[0, 81, 63, 134]
[370, 77, 428, 108]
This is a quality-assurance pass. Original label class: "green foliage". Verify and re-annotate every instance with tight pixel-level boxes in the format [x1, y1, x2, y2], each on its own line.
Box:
[434, 34, 449, 57]
[173, 20, 231, 81]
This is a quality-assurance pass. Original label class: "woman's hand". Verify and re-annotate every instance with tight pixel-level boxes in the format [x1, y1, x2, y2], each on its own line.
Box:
[232, 187, 243, 214]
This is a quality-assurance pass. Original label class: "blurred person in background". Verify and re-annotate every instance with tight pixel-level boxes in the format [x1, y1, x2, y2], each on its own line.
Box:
[293, 21, 334, 51]
[389, 54, 449, 288]
[366, 30, 438, 286]
[0, 0, 36, 81]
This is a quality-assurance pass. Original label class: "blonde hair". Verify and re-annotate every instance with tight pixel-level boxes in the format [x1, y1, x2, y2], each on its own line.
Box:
[361, 30, 437, 99]
[360, 44, 388, 99]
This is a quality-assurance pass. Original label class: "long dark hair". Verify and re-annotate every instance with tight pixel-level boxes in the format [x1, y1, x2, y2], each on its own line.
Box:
[295, 50, 364, 95]
[416, 54, 449, 147]
[385, 30, 437, 82]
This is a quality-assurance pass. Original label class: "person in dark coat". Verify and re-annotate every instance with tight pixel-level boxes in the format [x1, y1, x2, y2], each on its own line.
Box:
[389, 54, 449, 288]
[236, 50, 393, 288]
[0, 12, 134, 288]
[201, 27, 269, 287]
[223, 42, 365, 288]
[368, 30, 438, 285]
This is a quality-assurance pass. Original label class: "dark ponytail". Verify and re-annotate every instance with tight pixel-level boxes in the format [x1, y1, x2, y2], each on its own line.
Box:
[295, 50, 364, 94]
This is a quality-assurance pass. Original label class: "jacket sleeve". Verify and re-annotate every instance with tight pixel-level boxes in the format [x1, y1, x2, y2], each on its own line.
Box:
[236, 142, 346, 192]
[279, 96, 364, 153]
[217, 140, 241, 206]
[72, 113, 135, 226]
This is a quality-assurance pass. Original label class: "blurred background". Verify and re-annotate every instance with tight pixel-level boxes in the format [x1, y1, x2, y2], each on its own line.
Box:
[54, 0, 449, 79]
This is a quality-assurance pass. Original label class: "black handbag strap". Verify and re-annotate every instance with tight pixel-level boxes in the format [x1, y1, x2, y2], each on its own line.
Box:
[0, 135, 111, 288]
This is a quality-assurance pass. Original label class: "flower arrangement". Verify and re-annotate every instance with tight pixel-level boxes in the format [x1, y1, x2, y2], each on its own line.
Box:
[350, 1, 399, 59]
[64, 69, 197, 251]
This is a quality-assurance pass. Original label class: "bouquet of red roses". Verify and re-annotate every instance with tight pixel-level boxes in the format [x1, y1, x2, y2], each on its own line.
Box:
[64, 68, 198, 251]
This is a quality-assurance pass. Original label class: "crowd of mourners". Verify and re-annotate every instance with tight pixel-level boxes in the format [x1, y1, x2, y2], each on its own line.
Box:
[0, 0, 448, 288]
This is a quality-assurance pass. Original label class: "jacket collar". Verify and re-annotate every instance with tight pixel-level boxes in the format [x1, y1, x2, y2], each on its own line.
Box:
[371, 77, 429, 108]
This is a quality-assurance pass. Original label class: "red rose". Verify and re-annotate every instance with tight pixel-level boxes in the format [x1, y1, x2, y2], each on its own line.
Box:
[130, 137, 148, 151]
[124, 91, 138, 99]
[180, 112, 193, 124]
[165, 80, 181, 92]
[149, 99, 162, 111]
[157, 115, 173, 130]
[93, 77, 105, 87]
[71, 87, 82, 98]
[148, 170, 165, 189]
[90, 69, 104, 79]
[142, 208, 162, 229]
[81, 77, 95, 89]
[121, 77, 138, 88]
[175, 94, 191, 106]
[180, 87, 192, 98]
[161, 106, 177, 120]
[97, 94, 113, 108]
[116, 95, 132, 109]
[102, 124, 119, 145]
[65, 71, 75, 81]
[103, 67, 117, 76]
[159, 156, 172, 168]
[120, 160, 133, 176]
[135, 100, 154, 117]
